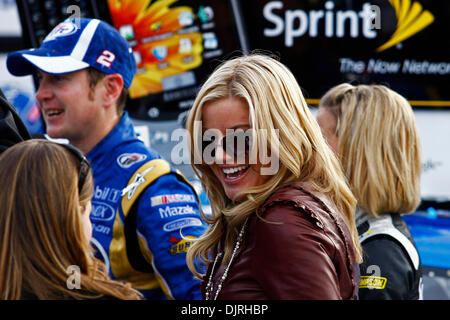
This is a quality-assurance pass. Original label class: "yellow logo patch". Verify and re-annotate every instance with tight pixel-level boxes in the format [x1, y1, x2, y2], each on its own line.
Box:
[169, 236, 196, 256]
[359, 276, 388, 289]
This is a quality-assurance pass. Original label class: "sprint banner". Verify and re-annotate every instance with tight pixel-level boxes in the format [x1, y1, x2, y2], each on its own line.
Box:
[239, 0, 449, 107]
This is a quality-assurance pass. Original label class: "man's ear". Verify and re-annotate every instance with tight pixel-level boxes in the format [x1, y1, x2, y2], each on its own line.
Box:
[103, 74, 124, 107]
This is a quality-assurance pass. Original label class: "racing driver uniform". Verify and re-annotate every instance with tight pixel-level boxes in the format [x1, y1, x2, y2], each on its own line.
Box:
[87, 111, 208, 300]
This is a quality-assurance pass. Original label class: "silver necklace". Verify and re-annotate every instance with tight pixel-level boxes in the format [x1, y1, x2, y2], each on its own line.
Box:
[205, 218, 248, 300]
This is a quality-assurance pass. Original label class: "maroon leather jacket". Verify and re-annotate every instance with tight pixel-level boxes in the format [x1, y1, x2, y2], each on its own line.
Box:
[202, 182, 360, 300]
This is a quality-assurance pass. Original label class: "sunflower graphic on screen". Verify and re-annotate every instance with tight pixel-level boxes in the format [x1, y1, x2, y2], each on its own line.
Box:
[108, 0, 204, 98]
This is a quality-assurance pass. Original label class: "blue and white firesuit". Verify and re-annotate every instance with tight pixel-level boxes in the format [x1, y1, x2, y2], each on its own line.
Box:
[87, 111, 207, 299]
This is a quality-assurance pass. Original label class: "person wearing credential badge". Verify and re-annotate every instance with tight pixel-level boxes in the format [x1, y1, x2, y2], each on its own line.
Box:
[6, 17, 208, 300]
[317, 84, 423, 300]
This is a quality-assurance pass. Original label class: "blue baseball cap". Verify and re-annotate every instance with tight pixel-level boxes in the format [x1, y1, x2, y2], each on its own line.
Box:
[7, 18, 136, 89]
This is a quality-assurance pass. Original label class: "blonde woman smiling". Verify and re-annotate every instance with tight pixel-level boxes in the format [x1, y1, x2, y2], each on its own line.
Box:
[186, 54, 362, 300]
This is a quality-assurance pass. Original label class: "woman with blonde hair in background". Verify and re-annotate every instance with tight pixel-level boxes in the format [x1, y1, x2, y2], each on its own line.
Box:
[0, 139, 142, 300]
[317, 83, 423, 299]
[185, 54, 362, 300]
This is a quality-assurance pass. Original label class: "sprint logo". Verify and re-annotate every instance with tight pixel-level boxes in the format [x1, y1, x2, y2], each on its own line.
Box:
[263, 1, 378, 46]
[263, 0, 434, 51]
[377, 0, 434, 52]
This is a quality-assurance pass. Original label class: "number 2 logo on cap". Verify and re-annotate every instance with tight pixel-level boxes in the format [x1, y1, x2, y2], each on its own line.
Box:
[96, 50, 116, 68]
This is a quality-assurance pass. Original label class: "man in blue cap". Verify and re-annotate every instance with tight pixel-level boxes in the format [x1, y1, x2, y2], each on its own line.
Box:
[7, 18, 207, 300]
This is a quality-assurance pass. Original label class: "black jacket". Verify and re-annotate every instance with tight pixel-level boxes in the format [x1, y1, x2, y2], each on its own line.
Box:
[0, 88, 31, 154]
[357, 212, 422, 300]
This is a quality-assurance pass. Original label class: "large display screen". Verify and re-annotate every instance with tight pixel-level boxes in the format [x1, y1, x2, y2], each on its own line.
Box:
[239, 0, 450, 107]
[102, 0, 243, 120]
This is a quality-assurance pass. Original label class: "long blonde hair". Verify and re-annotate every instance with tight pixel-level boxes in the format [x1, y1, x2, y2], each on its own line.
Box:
[186, 54, 362, 277]
[319, 84, 421, 217]
[0, 139, 141, 300]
